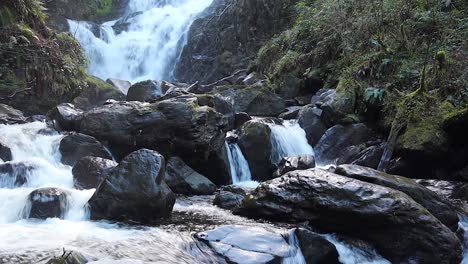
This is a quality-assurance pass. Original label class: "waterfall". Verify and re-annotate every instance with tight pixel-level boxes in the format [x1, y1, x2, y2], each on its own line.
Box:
[282, 230, 306, 264]
[268, 120, 314, 164]
[0, 122, 93, 223]
[324, 235, 391, 264]
[225, 142, 253, 184]
[68, 0, 213, 83]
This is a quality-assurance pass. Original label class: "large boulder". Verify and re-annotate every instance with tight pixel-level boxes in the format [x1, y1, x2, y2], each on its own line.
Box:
[235, 169, 462, 264]
[273, 154, 315, 178]
[88, 149, 176, 223]
[79, 95, 227, 162]
[59, 133, 113, 166]
[126, 80, 163, 102]
[238, 120, 275, 181]
[335, 164, 459, 230]
[0, 104, 26, 125]
[28, 188, 69, 219]
[211, 85, 285, 117]
[195, 225, 299, 264]
[165, 157, 217, 195]
[0, 162, 34, 187]
[72, 156, 117, 190]
[297, 105, 328, 146]
[0, 141, 12, 162]
[73, 76, 125, 111]
[48, 103, 83, 131]
[294, 228, 340, 264]
[106, 78, 132, 94]
[213, 184, 255, 210]
[314, 123, 373, 165]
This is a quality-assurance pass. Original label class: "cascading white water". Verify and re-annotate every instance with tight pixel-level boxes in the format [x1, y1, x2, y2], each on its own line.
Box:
[68, 0, 213, 84]
[225, 142, 253, 184]
[282, 230, 306, 264]
[0, 122, 93, 223]
[324, 235, 391, 264]
[268, 120, 314, 164]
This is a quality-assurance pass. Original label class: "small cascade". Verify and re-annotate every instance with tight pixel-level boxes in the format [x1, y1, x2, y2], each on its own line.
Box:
[267, 120, 314, 164]
[225, 142, 253, 183]
[68, 0, 214, 83]
[282, 230, 306, 264]
[324, 235, 391, 264]
[0, 122, 93, 223]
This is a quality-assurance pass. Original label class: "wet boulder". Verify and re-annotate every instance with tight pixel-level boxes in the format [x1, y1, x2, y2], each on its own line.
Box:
[314, 123, 373, 165]
[0, 141, 12, 162]
[106, 78, 132, 94]
[211, 84, 285, 117]
[0, 104, 26, 125]
[126, 80, 163, 102]
[335, 164, 459, 230]
[28, 188, 69, 219]
[235, 169, 462, 264]
[48, 103, 83, 132]
[0, 162, 34, 187]
[297, 105, 328, 146]
[165, 157, 216, 195]
[295, 228, 340, 264]
[238, 120, 275, 181]
[234, 112, 251, 128]
[213, 185, 255, 210]
[59, 133, 113, 166]
[72, 156, 117, 190]
[79, 95, 227, 163]
[195, 225, 290, 264]
[278, 106, 302, 120]
[273, 154, 315, 178]
[88, 149, 176, 223]
[73, 76, 125, 111]
[349, 143, 385, 169]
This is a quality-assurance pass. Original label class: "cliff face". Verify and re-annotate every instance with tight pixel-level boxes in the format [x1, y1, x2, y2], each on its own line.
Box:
[43, 0, 128, 32]
[174, 0, 297, 84]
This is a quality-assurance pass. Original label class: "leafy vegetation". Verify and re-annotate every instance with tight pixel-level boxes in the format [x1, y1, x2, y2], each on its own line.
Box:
[256, 0, 467, 134]
[0, 0, 88, 114]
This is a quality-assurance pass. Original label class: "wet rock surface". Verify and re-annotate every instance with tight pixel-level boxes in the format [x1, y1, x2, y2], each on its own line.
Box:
[273, 155, 315, 178]
[314, 123, 374, 165]
[0, 162, 35, 187]
[0, 141, 12, 162]
[79, 95, 227, 162]
[235, 168, 462, 264]
[335, 164, 459, 230]
[48, 103, 83, 132]
[72, 156, 117, 190]
[238, 120, 274, 181]
[0, 104, 26, 125]
[28, 187, 69, 219]
[195, 225, 290, 264]
[59, 133, 113, 166]
[165, 157, 217, 195]
[88, 149, 176, 223]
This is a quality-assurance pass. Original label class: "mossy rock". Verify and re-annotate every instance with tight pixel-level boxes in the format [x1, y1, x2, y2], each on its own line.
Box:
[397, 100, 457, 159]
[44, 0, 127, 31]
[73, 75, 125, 110]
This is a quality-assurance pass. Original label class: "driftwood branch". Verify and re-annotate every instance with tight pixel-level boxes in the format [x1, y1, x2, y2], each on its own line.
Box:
[202, 69, 247, 88]
[0, 88, 32, 100]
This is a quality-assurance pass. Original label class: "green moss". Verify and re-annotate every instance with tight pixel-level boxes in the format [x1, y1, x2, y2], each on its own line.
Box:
[18, 24, 34, 39]
[95, 0, 114, 17]
[274, 51, 300, 77]
[0, 6, 15, 27]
